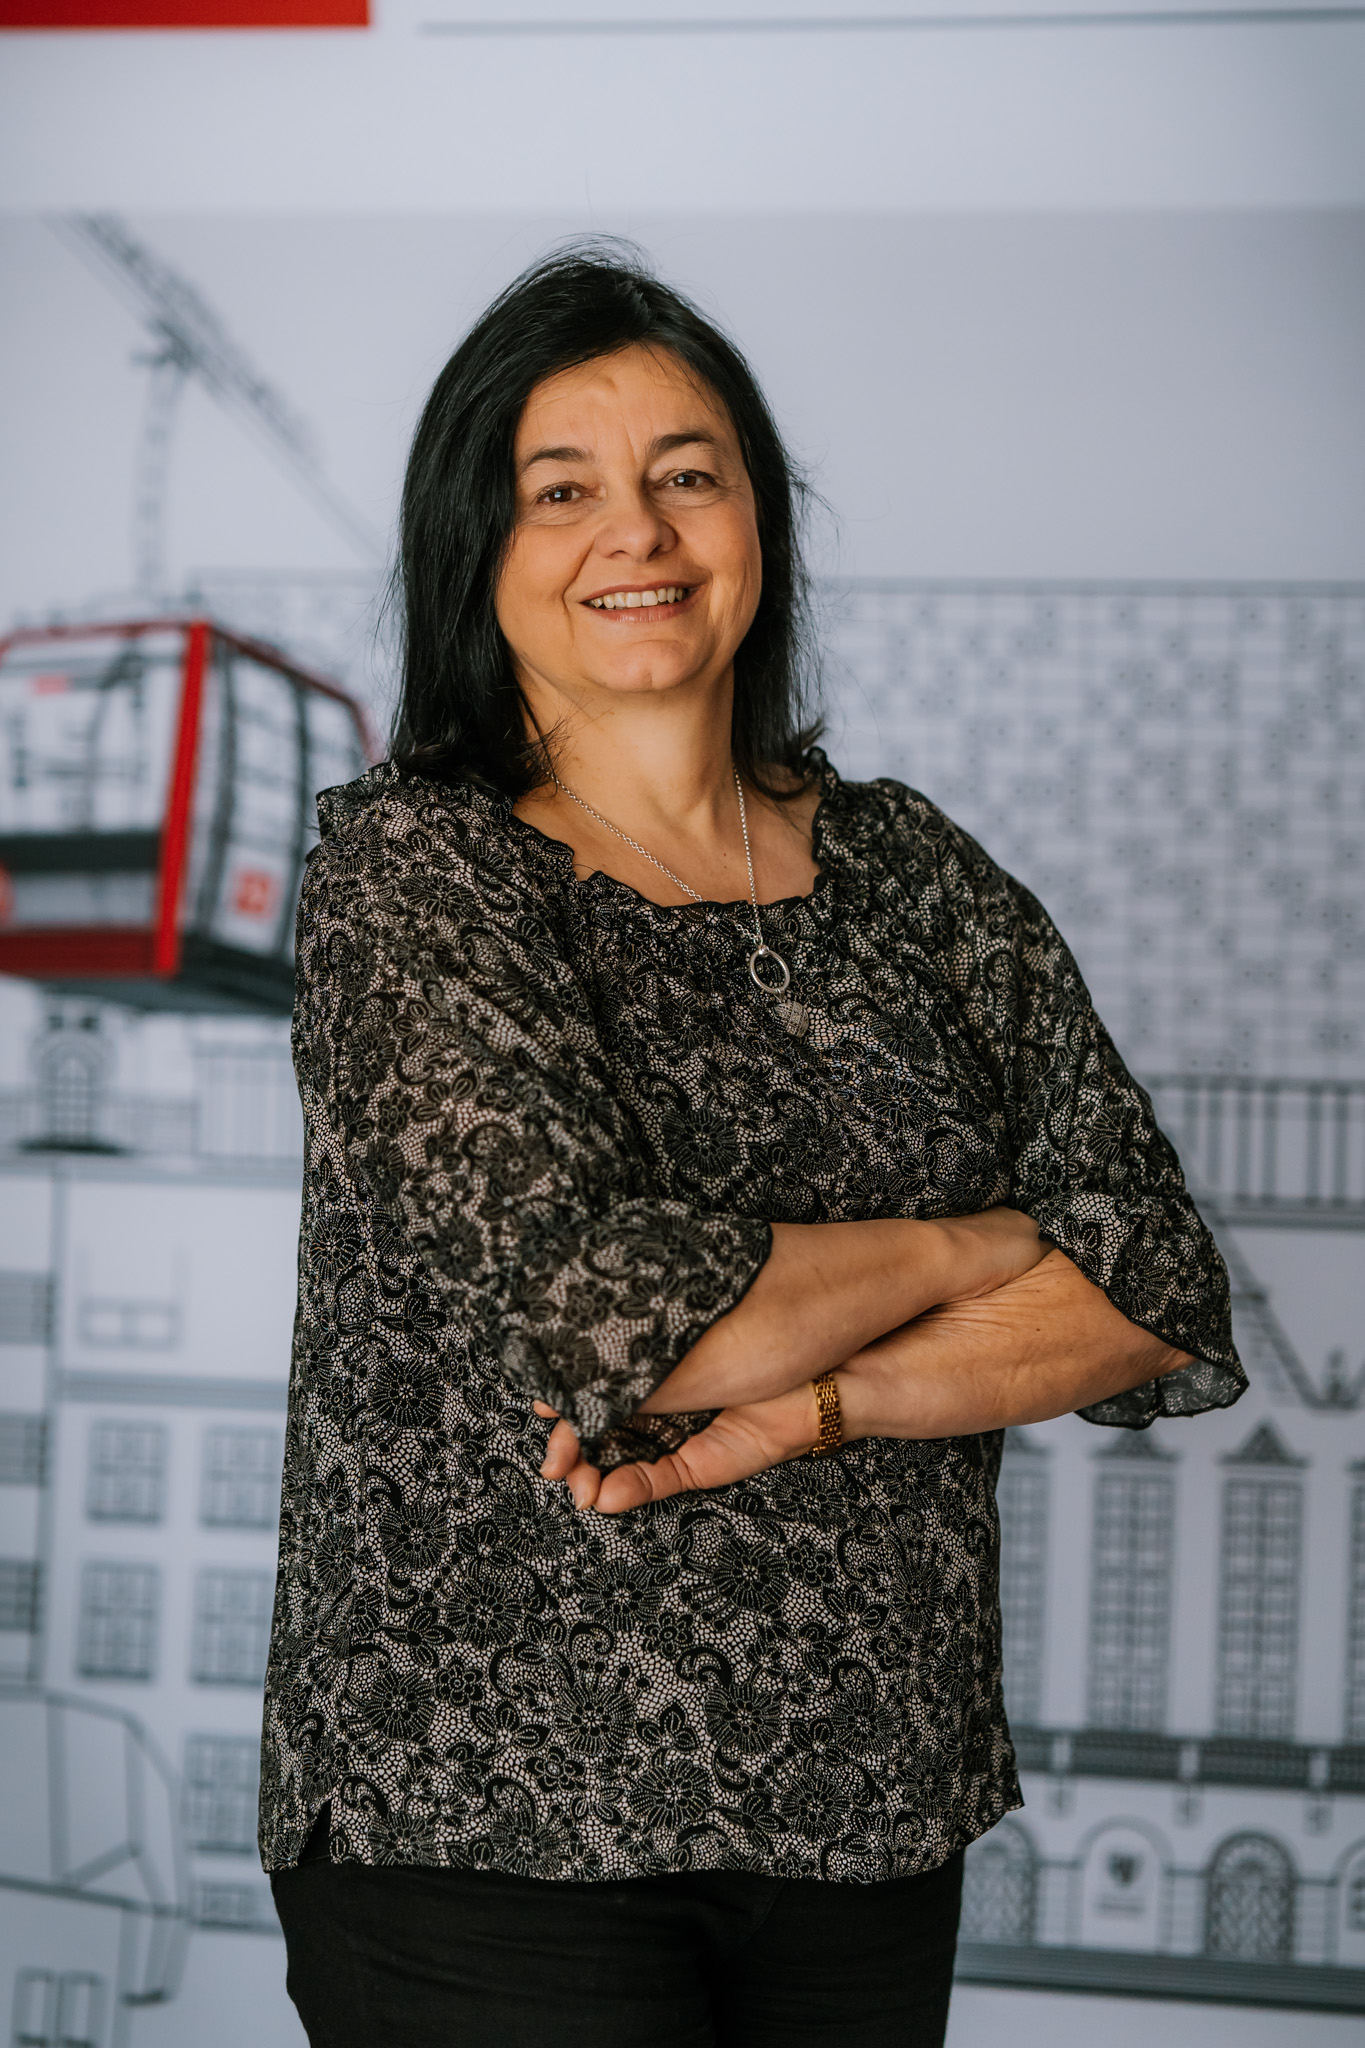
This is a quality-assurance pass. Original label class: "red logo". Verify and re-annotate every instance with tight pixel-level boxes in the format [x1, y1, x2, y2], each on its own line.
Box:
[0, 2, 367, 25]
[232, 868, 276, 918]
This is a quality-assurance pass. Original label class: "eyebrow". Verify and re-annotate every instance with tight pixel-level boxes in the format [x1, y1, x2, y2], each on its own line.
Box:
[518, 430, 723, 474]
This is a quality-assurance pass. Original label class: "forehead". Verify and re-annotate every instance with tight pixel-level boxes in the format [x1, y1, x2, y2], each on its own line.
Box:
[515, 345, 733, 450]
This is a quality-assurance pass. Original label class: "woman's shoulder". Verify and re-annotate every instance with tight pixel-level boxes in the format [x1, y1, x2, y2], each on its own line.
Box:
[823, 756, 1019, 916]
[298, 763, 588, 1022]
[308, 760, 564, 910]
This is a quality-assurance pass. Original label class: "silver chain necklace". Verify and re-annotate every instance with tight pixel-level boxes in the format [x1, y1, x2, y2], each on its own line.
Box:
[552, 766, 792, 995]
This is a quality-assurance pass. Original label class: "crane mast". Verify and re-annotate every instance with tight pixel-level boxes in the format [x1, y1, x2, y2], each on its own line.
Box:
[57, 213, 383, 597]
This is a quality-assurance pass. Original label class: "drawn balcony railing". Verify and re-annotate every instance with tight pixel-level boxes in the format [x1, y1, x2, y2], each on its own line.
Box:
[0, 1049, 302, 1165]
[1007, 1725, 1365, 1794]
[1143, 1076, 1365, 1228]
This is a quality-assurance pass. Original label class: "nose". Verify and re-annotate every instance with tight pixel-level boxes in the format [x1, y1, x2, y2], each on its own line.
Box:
[597, 481, 676, 563]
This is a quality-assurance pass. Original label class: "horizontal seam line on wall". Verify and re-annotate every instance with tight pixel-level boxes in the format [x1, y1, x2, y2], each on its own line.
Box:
[419, 9, 1365, 36]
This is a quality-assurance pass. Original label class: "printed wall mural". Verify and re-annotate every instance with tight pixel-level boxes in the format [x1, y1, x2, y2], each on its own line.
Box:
[1, 580, 1361, 2042]
[826, 582, 1365, 2013]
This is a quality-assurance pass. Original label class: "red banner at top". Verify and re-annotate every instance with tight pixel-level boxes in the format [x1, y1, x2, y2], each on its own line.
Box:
[0, 0, 367, 23]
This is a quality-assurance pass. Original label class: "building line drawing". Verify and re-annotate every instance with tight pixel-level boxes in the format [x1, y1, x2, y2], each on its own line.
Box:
[0, 577, 1362, 2036]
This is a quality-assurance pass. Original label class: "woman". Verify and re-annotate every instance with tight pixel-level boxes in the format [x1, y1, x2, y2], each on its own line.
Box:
[264, 247, 1244, 2046]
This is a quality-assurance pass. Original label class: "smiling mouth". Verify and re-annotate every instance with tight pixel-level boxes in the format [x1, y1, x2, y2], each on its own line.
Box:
[584, 585, 693, 612]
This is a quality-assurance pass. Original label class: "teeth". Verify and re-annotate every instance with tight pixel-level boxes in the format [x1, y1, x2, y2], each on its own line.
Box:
[588, 587, 686, 609]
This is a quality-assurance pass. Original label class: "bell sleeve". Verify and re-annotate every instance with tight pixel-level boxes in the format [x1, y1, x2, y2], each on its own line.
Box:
[294, 815, 771, 1453]
[927, 807, 1247, 1429]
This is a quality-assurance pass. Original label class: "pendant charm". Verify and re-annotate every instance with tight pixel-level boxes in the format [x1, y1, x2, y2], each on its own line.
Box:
[748, 943, 791, 994]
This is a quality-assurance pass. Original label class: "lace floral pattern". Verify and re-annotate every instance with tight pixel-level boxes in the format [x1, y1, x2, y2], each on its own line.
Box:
[260, 753, 1244, 1881]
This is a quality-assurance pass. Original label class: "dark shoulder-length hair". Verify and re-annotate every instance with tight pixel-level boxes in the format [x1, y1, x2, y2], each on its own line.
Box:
[389, 242, 821, 798]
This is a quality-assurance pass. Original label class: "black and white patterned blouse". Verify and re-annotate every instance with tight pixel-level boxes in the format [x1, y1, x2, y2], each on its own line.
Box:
[259, 751, 1244, 1882]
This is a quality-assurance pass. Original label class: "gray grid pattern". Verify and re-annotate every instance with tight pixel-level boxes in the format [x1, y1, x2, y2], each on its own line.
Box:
[85, 1420, 166, 1524]
[1347, 1481, 1365, 1742]
[0, 1413, 46, 1486]
[77, 1561, 159, 1680]
[183, 1733, 261, 1852]
[200, 1427, 282, 1530]
[191, 1568, 273, 1687]
[826, 582, 1365, 1082]
[996, 1445, 1050, 1726]
[0, 1558, 40, 1632]
[1087, 1470, 1175, 1732]
[0, 1271, 53, 1346]
[1216, 1479, 1302, 1737]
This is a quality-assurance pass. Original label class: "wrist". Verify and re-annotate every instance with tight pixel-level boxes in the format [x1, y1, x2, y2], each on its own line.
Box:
[933, 1209, 1040, 1303]
[833, 1355, 874, 1442]
[914, 1217, 966, 1307]
[765, 1381, 822, 1461]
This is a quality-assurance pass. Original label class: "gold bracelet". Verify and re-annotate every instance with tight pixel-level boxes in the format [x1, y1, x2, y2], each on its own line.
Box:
[810, 1371, 842, 1457]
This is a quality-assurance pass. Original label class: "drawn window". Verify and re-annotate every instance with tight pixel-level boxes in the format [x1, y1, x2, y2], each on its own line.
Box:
[77, 1298, 178, 1349]
[1204, 1833, 1294, 1963]
[1346, 1849, 1365, 1934]
[191, 1569, 273, 1686]
[10, 1971, 56, 2048]
[191, 1879, 273, 1929]
[1216, 1478, 1301, 1738]
[183, 1734, 260, 1853]
[37, 1033, 103, 1149]
[200, 1427, 282, 1529]
[0, 1415, 47, 1486]
[0, 1273, 52, 1346]
[1087, 1468, 1174, 1731]
[960, 1820, 1037, 1945]
[996, 1439, 1049, 1726]
[86, 1420, 166, 1523]
[1346, 1483, 1365, 1742]
[77, 1561, 159, 1680]
[194, 1044, 303, 1163]
[11, 1971, 103, 2048]
[0, 1560, 41, 1632]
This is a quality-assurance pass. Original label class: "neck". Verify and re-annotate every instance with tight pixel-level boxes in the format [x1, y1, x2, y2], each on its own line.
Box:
[528, 670, 741, 843]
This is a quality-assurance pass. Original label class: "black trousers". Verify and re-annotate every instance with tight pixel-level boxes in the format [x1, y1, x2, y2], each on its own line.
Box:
[271, 1816, 964, 2048]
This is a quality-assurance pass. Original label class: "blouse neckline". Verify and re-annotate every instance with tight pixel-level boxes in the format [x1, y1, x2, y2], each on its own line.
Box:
[496, 749, 843, 920]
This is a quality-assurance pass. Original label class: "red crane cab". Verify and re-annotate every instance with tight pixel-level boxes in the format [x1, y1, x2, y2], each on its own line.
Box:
[0, 619, 375, 1013]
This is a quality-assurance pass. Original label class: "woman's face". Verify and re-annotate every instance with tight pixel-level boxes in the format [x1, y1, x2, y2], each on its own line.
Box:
[496, 344, 762, 714]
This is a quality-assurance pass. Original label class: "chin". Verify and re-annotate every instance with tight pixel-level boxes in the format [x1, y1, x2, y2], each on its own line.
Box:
[587, 657, 708, 698]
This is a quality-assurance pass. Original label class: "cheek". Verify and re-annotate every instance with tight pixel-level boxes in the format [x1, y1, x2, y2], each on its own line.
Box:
[711, 512, 762, 618]
[496, 533, 568, 643]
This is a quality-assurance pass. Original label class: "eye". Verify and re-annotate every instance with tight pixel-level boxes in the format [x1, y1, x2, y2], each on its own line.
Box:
[536, 482, 582, 505]
[662, 470, 708, 489]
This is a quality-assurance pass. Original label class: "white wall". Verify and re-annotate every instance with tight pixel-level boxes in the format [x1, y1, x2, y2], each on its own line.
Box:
[3, 210, 1364, 646]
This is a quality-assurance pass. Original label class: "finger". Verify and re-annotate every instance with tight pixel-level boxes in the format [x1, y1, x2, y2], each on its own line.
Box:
[540, 1417, 582, 1481]
[565, 1457, 602, 1510]
[532, 1401, 560, 1419]
[595, 1409, 787, 1514]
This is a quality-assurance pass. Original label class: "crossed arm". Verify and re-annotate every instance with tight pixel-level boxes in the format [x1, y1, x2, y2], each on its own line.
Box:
[538, 1209, 1192, 1514]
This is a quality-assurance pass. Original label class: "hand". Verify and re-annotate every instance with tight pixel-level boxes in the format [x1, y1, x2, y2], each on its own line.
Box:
[635, 1205, 1046, 1422]
[536, 1383, 820, 1514]
[537, 1250, 1192, 1512]
[535, 1402, 604, 1510]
